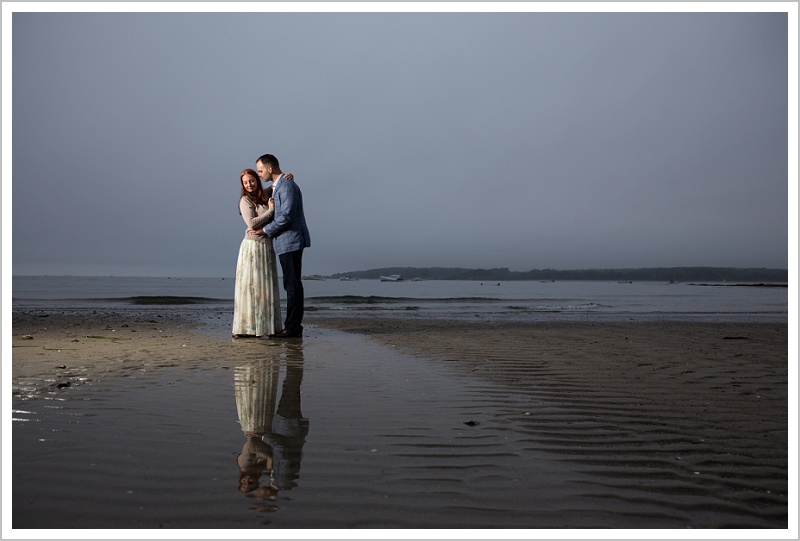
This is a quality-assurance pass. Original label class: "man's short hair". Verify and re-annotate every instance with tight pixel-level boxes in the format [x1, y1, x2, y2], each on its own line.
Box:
[257, 154, 280, 170]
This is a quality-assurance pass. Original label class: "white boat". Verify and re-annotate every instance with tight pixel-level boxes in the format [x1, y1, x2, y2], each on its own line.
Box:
[380, 274, 403, 282]
[339, 276, 358, 281]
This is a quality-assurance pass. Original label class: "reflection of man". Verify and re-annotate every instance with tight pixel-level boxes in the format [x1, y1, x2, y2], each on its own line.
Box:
[254, 153, 310, 338]
[267, 345, 309, 489]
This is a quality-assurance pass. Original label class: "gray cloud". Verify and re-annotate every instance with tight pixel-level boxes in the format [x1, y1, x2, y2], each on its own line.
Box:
[10, 10, 789, 276]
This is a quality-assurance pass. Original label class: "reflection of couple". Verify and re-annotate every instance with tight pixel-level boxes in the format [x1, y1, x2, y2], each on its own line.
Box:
[235, 346, 308, 499]
[232, 153, 311, 339]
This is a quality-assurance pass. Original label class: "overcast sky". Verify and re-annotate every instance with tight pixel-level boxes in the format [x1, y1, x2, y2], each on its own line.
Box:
[5, 4, 794, 277]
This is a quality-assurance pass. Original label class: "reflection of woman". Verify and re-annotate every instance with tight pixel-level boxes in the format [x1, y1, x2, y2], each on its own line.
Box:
[237, 435, 273, 494]
[232, 169, 282, 338]
[234, 359, 280, 494]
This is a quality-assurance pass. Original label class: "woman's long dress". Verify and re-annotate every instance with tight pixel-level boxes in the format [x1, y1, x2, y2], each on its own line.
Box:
[232, 196, 282, 337]
[234, 359, 280, 435]
[235, 359, 280, 490]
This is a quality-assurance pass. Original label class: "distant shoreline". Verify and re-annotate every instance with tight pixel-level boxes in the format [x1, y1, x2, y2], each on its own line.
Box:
[688, 282, 787, 287]
[11, 266, 789, 282]
[328, 266, 789, 283]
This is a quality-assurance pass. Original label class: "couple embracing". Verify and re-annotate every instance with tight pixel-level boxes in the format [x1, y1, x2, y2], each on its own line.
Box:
[232, 154, 310, 339]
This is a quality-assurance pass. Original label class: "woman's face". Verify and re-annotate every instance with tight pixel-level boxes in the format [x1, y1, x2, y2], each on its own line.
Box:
[242, 173, 259, 194]
[239, 474, 258, 493]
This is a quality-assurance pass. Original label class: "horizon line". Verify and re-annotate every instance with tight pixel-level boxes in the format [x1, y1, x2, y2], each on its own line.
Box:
[10, 264, 790, 280]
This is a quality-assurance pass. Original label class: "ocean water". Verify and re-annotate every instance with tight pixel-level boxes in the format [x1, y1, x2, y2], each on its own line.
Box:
[11, 274, 788, 323]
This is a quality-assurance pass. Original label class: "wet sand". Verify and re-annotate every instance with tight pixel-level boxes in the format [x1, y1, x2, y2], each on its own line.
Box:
[312, 316, 790, 529]
[309, 316, 789, 428]
[13, 310, 789, 403]
[10, 309, 790, 528]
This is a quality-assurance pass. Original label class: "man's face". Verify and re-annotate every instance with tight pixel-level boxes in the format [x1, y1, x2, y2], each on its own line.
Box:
[256, 161, 270, 181]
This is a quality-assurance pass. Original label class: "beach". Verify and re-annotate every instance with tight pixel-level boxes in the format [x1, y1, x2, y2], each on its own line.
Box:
[11, 309, 264, 397]
[311, 315, 788, 405]
[10, 308, 790, 529]
[13, 309, 789, 421]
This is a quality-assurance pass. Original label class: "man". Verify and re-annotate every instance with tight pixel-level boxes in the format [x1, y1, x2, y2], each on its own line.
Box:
[252, 154, 310, 338]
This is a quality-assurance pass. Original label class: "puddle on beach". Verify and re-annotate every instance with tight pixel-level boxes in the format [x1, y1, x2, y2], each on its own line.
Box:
[12, 327, 787, 530]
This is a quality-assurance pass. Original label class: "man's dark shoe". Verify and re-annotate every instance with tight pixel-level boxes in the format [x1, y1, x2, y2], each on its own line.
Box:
[273, 329, 302, 338]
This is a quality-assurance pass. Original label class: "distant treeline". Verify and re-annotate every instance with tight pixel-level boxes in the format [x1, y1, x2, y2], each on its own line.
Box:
[329, 266, 788, 282]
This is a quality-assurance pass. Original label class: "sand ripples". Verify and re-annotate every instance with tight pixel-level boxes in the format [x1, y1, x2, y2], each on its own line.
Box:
[333, 320, 787, 528]
[12, 321, 788, 529]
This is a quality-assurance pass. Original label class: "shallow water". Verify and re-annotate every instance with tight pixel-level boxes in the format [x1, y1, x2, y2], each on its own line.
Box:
[12, 327, 787, 530]
[12, 275, 788, 323]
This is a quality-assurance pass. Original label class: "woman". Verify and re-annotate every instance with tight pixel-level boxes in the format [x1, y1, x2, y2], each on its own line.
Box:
[232, 168, 283, 337]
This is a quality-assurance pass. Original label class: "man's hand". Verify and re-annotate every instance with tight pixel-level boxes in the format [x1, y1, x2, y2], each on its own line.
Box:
[248, 228, 267, 237]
